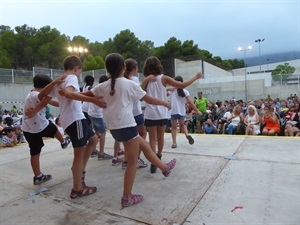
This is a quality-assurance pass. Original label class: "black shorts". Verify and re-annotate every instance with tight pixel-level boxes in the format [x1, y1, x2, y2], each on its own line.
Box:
[65, 119, 95, 148]
[23, 121, 58, 156]
[144, 119, 168, 127]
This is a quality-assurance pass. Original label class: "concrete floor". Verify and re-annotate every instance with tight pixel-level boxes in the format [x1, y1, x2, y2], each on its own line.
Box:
[0, 133, 299, 225]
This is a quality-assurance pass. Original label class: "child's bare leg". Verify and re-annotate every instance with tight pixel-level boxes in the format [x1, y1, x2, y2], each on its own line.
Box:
[138, 137, 166, 171]
[54, 130, 64, 143]
[83, 134, 98, 169]
[72, 147, 85, 191]
[171, 120, 177, 146]
[147, 126, 157, 153]
[114, 141, 120, 157]
[123, 138, 139, 198]
[31, 154, 41, 176]
[99, 131, 106, 154]
[156, 125, 166, 156]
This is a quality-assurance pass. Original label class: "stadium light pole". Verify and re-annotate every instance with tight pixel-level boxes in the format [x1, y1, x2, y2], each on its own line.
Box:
[238, 45, 252, 102]
[255, 38, 265, 73]
[67, 46, 88, 59]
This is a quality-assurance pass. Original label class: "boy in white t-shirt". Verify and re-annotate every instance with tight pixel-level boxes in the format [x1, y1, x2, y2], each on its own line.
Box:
[21, 75, 70, 185]
[38, 56, 106, 199]
[22, 74, 70, 185]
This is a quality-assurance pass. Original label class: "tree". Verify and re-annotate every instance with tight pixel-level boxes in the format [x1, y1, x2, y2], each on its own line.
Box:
[271, 63, 296, 83]
[83, 55, 105, 71]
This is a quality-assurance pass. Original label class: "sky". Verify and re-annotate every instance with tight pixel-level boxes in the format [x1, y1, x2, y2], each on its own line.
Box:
[0, 0, 299, 60]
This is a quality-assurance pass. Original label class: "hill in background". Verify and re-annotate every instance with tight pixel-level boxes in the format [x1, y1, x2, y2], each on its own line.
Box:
[239, 51, 300, 66]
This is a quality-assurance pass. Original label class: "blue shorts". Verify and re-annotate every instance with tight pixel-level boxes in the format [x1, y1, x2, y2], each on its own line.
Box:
[89, 116, 106, 133]
[110, 126, 139, 142]
[171, 114, 185, 121]
[65, 119, 95, 148]
[134, 114, 145, 126]
[144, 119, 168, 127]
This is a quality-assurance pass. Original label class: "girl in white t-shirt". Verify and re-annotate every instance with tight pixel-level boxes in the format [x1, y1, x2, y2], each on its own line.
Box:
[141, 56, 202, 174]
[168, 76, 201, 148]
[58, 53, 176, 208]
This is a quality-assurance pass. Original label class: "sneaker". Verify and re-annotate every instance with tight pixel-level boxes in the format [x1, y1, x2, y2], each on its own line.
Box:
[121, 194, 144, 207]
[186, 135, 194, 145]
[162, 158, 177, 177]
[90, 151, 99, 158]
[112, 157, 123, 166]
[98, 152, 113, 160]
[150, 154, 162, 174]
[122, 161, 128, 170]
[117, 149, 125, 156]
[137, 158, 148, 168]
[33, 174, 52, 185]
[61, 137, 71, 149]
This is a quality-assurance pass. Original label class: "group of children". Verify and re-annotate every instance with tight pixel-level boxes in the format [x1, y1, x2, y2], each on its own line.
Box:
[22, 53, 202, 207]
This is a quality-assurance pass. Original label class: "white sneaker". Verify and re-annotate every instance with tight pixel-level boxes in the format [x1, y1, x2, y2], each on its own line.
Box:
[137, 158, 148, 168]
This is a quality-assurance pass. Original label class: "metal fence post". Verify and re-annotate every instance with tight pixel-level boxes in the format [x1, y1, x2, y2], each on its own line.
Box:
[12, 69, 14, 83]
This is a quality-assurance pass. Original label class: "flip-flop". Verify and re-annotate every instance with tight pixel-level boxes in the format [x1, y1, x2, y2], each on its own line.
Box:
[187, 135, 194, 145]
[171, 143, 177, 148]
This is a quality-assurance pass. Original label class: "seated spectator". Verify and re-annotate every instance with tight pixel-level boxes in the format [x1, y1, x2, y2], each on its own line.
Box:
[14, 125, 26, 143]
[204, 113, 217, 134]
[225, 105, 244, 135]
[219, 104, 234, 134]
[260, 105, 280, 136]
[284, 106, 300, 136]
[244, 105, 260, 135]
[1, 126, 17, 147]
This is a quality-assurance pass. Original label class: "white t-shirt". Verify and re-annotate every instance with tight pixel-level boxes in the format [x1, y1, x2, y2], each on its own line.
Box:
[49, 75, 85, 130]
[144, 74, 168, 120]
[88, 103, 103, 119]
[82, 85, 91, 113]
[22, 91, 49, 133]
[223, 111, 232, 120]
[91, 77, 146, 130]
[170, 89, 189, 116]
[131, 76, 142, 117]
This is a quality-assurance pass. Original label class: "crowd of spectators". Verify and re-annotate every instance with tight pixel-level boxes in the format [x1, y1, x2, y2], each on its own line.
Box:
[1, 93, 299, 148]
[184, 93, 300, 137]
[0, 105, 26, 147]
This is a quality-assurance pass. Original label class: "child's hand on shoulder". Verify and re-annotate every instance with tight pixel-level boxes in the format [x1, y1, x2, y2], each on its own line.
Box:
[147, 75, 157, 82]
[53, 74, 67, 84]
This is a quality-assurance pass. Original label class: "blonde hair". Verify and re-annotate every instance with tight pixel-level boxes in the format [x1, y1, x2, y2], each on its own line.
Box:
[247, 105, 258, 115]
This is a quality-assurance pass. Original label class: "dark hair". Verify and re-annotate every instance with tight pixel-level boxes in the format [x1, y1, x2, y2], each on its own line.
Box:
[174, 76, 185, 97]
[105, 53, 124, 96]
[63, 55, 82, 71]
[33, 74, 52, 89]
[143, 56, 163, 76]
[99, 75, 108, 84]
[84, 75, 94, 87]
[4, 117, 13, 126]
[3, 126, 14, 134]
[124, 58, 138, 79]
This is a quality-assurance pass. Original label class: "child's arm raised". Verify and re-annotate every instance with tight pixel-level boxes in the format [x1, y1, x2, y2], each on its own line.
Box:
[38, 74, 67, 100]
[141, 94, 171, 110]
[163, 72, 203, 88]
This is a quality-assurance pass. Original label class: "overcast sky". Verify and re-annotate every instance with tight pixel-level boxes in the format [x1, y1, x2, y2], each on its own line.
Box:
[0, 0, 299, 60]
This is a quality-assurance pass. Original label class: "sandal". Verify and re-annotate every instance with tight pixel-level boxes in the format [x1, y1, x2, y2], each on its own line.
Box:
[187, 135, 194, 145]
[171, 143, 177, 148]
[70, 185, 97, 199]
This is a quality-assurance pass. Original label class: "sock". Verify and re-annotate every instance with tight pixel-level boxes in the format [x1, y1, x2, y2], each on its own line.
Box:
[36, 173, 43, 178]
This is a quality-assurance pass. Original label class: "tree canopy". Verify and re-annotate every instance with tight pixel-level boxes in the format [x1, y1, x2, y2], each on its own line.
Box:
[0, 24, 245, 74]
[271, 63, 296, 83]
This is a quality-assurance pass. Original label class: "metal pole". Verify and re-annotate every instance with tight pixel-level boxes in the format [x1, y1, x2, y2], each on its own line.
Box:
[259, 42, 261, 73]
[244, 51, 247, 102]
